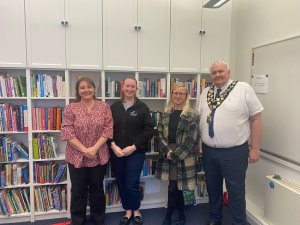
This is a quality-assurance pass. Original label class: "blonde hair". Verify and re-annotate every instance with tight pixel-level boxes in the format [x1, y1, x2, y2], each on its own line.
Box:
[164, 82, 194, 116]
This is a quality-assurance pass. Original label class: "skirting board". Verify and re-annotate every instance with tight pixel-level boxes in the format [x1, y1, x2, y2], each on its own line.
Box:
[246, 198, 270, 225]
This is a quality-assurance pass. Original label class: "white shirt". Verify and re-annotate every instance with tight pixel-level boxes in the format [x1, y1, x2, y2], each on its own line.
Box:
[198, 80, 264, 148]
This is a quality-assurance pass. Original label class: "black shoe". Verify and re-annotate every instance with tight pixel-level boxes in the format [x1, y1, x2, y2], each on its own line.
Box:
[162, 216, 171, 225]
[119, 216, 132, 225]
[133, 216, 143, 225]
[175, 217, 186, 225]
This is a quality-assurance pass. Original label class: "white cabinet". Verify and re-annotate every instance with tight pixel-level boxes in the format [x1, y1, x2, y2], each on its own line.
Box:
[103, 0, 137, 71]
[0, 0, 27, 68]
[200, 0, 232, 73]
[65, 0, 102, 69]
[170, 0, 231, 73]
[170, 0, 202, 73]
[137, 0, 170, 72]
[25, 0, 103, 69]
[103, 0, 170, 72]
[25, 0, 66, 68]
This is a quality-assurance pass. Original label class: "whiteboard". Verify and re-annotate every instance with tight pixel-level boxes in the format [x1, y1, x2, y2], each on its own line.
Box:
[252, 35, 300, 164]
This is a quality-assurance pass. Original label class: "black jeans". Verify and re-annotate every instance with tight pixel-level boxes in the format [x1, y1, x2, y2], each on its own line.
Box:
[166, 180, 185, 218]
[68, 163, 106, 225]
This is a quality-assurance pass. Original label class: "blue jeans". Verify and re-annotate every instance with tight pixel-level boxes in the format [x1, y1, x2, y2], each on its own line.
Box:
[110, 150, 145, 210]
[202, 142, 249, 225]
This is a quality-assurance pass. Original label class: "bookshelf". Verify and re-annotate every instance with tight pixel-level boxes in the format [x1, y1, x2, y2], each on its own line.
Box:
[0, 68, 212, 223]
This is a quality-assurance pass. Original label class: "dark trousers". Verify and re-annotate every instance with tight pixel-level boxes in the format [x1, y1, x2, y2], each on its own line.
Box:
[166, 180, 185, 218]
[68, 163, 106, 225]
[202, 142, 249, 225]
[110, 150, 145, 211]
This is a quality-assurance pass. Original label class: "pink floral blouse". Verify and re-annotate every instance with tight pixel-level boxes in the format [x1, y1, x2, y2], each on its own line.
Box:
[61, 101, 113, 168]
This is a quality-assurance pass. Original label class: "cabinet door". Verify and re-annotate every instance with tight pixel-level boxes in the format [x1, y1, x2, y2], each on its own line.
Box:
[65, 0, 102, 69]
[103, 0, 137, 71]
[25, 0, 66, 68]
[0, 0, 26, 68]
[200, 0, 232, 73]
[170, 0, 202, 73]
[137, 0, 170, 72]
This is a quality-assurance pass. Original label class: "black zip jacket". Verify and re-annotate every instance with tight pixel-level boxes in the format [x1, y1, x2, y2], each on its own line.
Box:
[110, 99, 154, 152]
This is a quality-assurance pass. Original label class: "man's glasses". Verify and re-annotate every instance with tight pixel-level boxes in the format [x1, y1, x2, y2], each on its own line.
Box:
[172, 92, 186, 97]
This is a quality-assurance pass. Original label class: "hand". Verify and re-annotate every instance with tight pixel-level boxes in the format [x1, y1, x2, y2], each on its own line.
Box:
[85, 147, 98, 159]
[111, 144, 124, 157]
[249, 146, 260, 163]
[167, 150, 172, 160]
[122, 145, 136, 156]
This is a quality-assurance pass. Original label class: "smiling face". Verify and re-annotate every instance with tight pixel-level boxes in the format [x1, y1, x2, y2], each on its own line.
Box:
[210, 62, 230, 88]
[78, 80, 95, 102]
[172, 86, 187, 109]
[122, 78, 138, 100]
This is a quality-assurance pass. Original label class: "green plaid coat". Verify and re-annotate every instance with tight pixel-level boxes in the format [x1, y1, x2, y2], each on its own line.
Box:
[155, 110, 199, 191]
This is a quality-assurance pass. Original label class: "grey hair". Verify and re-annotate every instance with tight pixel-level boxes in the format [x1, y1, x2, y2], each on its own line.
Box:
[210, 60, 230, 71]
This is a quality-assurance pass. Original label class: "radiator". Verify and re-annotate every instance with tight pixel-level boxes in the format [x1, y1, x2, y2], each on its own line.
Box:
[264, 175, 300, 225]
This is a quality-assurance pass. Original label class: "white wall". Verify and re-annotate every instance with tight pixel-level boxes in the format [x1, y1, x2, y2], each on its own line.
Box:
[231, 0, 300, 222]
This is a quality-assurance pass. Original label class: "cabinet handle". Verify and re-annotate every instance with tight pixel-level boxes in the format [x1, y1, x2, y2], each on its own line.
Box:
[199, 30, 206, 35]
[137, 26, 141, 30]
[134, 25, 138, 30]
[202, 30, 206, 34]
[61, 21, 65, 25]
[65, 21, 69, 26]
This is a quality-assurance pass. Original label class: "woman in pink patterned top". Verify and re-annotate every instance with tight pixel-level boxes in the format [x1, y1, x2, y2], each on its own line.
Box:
[61, 77, 113, 225]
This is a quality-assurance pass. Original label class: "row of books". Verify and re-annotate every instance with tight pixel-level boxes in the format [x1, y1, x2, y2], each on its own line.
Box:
[105, 79, 122, 97]
[137, 78, 167, 98]
[0, 188, 30, 216]
[200, 79, 213, 94]
[0, 136, 29, 162]
[0, 74, 27, 98]
[104, 77, 211, 98]
[33, 162, 67, 184]
[105, 181, 121, 206]
[141, 160, 157, 177]
[170, 78, 198, 98]
[32, 107, 63, 131]
[34, 185, 67, 212]
[30, 74, 65, 97]
[105, 181, 146, 206]
[150, 111, 161, 128]
[0, 75, 211, 99]
[0, 104, 28, 132]
[32, 134, 58, 160]
[0, 164, 29, 188]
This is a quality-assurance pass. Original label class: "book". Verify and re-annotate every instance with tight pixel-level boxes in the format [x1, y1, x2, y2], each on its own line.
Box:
[17, 76, 27, 97]
[15, 144, 29, 160]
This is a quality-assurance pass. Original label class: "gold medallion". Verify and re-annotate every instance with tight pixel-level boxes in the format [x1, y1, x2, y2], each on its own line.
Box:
[207, 113, 212, 124]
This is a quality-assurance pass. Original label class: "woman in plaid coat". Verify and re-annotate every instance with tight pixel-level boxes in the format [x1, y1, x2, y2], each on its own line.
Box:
[156, 83, 199, 225]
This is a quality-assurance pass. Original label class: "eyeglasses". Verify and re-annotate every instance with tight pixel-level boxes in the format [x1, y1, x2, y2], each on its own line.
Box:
[172, 92, 186, 97]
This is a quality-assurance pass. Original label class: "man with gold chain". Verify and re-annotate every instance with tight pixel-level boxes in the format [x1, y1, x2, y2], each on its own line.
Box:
[197, 60, 263, 225]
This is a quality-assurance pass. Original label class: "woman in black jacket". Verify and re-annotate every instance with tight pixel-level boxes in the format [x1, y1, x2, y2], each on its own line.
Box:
[109, 77, 154, 225]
